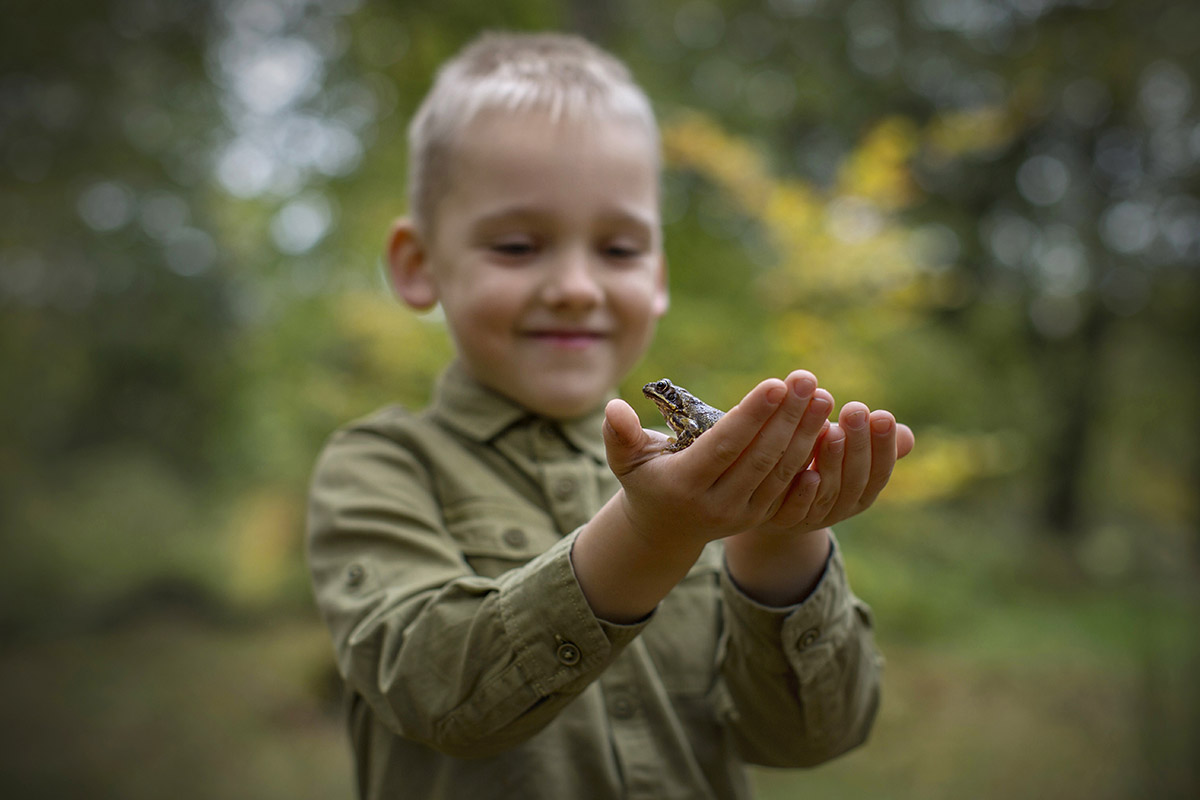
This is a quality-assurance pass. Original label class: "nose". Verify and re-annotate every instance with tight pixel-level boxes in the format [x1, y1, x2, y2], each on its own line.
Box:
[540, 246, 603, 309]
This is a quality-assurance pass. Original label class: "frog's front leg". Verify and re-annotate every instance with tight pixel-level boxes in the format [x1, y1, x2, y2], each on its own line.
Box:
[665, 433, 692, 452]
[665, 413, 702, 452]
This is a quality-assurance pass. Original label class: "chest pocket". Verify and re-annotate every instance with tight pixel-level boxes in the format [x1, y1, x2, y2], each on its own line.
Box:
[642, 544, 723, 694]
[442, 497, 561, 579]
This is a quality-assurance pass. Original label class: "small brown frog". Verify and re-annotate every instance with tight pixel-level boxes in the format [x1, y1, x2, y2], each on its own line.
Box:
[642, 378, 725, 452]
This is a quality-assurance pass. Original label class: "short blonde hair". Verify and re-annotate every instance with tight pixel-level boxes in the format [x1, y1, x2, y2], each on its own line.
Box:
[406, 31, 659, 234]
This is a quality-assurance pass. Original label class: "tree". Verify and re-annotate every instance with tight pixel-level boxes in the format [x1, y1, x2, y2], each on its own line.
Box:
[610, 0, 1200, 543]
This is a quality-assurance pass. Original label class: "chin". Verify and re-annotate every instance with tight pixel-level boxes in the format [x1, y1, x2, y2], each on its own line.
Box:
[512, 366, 612, 415]
[525, 383, 609, 420]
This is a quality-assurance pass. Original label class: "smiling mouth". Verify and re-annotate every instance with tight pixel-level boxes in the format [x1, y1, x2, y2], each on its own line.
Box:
[525, 330, 606, 348]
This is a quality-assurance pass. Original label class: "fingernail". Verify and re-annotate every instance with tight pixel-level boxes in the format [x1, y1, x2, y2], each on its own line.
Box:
[766, 385, 786, 405]
[870, 416, 892, 435]
[793, 377, 816, 398]
[846, 410, 867, 429]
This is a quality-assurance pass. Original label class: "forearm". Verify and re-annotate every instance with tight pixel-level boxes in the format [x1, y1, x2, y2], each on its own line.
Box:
[722, 526, 832, 607]
[318, 533, 644, 757]
[719, 538, 882, 767]
[570, 489, 707, 623]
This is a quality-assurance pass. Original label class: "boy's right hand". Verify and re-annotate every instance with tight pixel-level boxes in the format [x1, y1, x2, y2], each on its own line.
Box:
[602, 372, 833, 550]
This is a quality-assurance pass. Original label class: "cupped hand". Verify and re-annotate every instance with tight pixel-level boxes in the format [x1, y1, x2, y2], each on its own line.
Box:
[750, 400, 914, 536]
[603, 371, 834, 546]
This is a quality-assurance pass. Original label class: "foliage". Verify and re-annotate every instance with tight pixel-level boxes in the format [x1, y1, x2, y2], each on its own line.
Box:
[1, 0, 1198, 795]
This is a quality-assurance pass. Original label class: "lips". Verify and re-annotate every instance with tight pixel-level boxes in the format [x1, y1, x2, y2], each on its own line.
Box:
[523, 329, 607, 350]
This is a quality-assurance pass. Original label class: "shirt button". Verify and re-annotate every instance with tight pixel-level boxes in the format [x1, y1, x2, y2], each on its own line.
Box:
[502, 527, 527, 548]
[552, 477, 577, 500]
[555, 640, 581, 666]
[345, 563, 365, 589]
[611, 696, 635, 719]
[798, 627, 820, 650]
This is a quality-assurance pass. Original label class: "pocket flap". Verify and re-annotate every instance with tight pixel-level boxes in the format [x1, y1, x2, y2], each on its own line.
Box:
[443, 498, 557, 560]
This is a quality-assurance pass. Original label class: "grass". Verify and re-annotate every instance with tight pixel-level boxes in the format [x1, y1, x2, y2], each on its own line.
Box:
[753, 641, 1148, 799]
[1, 509, 1196, 799]
[0, 616, 353, 800]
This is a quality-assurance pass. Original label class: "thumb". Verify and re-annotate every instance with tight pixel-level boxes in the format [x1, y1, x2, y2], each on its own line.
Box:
[602, 398, 648, 475]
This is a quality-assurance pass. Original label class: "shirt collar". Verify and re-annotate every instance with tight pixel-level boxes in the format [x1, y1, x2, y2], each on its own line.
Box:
[558, 405, 609, 464]
[430, 361, 610, 464]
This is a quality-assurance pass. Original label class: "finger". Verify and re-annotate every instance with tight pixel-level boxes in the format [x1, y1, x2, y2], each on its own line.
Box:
[768, 468, 821, 528]
[807, 423, 845, 523]
[798, 389, 834, 470]
[746, 376, 829, 510]
[857, 410, 898, 509]
[828, 402, 872, 521]
[603, 398, 642, 446]
[719, 371, 814, 505]
[603, 399, 667, 475]
[896, 423, 915, 459]
[684, 378, 787, 485]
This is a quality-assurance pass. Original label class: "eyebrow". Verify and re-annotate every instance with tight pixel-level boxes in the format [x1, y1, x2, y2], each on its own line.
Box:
[469, 207, 544, 229]
[470, 205, 659, 233]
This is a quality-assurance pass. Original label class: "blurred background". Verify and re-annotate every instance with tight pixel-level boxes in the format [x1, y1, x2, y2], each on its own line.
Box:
[2, 0, 1198, 797]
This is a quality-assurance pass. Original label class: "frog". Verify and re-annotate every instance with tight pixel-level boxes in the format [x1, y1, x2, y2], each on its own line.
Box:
[642, 378, 725, 452]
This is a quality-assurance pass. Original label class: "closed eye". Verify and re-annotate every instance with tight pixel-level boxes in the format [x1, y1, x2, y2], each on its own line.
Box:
[489, 237, 539, 260]
[604, 244, 642, 259]
[494, 242, 534, 255]
[601, 238, 649, 262]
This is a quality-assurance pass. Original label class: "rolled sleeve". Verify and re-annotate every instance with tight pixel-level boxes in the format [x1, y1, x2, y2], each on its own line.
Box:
[500, 535, 627, 695]
[716, 536, 881, 767]
[308, 424, 647, 759]
[436, 533, 650, 750]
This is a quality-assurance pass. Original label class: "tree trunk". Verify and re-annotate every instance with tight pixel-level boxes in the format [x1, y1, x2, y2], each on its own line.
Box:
[1037, 301, 1110, 540]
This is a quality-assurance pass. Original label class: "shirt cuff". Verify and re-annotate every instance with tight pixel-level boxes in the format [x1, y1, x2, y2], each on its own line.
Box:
[720, 535, 858, 672]
[498, 530, 649, 697]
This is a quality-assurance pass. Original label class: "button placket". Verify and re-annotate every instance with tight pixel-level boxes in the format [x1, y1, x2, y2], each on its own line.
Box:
[610, 695, 635, 719]
[541, 460, 591, 533]
[532, 421, 567, 460]
[798, 627, 821, 650]
[552, 475, 577, 500]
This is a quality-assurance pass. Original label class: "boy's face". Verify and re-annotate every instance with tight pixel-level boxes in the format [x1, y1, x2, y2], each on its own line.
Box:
[400, 110, 667, 419]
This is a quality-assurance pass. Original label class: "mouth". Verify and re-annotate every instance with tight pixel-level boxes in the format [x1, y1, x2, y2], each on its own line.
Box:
[524, 329, 607, 349]
[641, 380, 675, 406]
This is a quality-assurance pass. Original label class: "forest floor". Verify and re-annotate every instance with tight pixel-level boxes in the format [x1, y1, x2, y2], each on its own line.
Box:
[2, 519, 1196, 799]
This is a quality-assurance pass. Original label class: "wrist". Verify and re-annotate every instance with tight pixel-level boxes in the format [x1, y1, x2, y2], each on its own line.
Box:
[615, 489, 705, 560]
[723, 527, 832, 607]
[571, 490, 705, 623]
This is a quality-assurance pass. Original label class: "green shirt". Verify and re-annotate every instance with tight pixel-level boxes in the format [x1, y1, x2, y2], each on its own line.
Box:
[307, 362, 881, 799]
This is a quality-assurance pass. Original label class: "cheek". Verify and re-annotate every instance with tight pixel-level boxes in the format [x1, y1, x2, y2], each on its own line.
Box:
[441, 271, 522, 325]
[610, 275, 665, 328]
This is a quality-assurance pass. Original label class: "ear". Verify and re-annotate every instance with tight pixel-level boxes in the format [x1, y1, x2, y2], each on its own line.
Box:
[651, 252, 670, 317]
[386, 218, 439, 310]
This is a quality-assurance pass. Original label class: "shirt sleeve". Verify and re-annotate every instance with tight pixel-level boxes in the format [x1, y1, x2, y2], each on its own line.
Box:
[306, 426, 647, 758]
[713, 536, 882, 767]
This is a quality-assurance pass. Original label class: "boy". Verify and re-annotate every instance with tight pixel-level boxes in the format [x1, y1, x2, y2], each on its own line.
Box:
[308, 31, 913, 799]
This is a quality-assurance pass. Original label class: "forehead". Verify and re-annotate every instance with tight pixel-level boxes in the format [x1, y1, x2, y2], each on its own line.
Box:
[437, 109, 660, 224]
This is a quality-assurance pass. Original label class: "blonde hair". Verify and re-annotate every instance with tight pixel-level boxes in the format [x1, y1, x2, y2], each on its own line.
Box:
[406, 31, 659, 234]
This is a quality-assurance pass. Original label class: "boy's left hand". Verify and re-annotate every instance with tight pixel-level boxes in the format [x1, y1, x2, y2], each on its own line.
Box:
[753, 401, 914, 537]
[723, 396, 913, 608]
